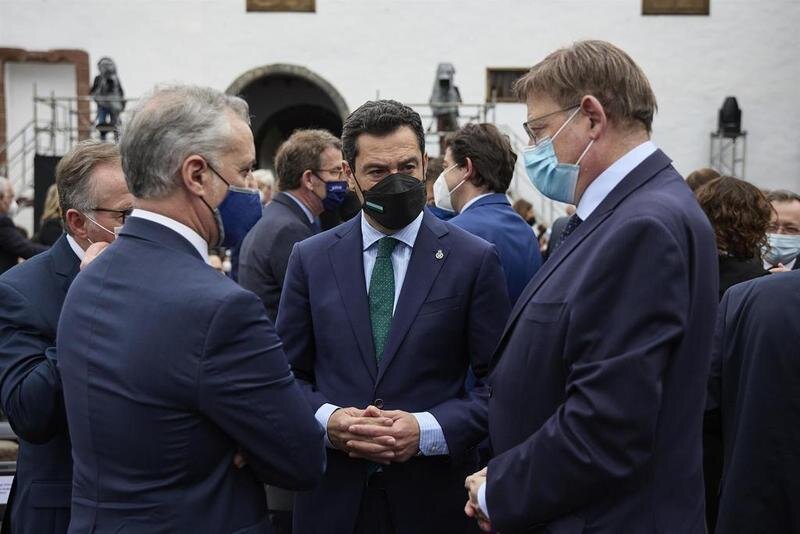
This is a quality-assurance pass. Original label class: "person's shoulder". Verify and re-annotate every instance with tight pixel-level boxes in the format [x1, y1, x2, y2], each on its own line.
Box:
[727, 270, 800, 306]
[0, 214, 14, 228]
[436, 215, 494, 253]
[0, 246, 54, 285]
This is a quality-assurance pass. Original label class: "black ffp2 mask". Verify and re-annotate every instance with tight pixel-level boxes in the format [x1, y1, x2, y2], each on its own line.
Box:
[357, 173, 426, 230]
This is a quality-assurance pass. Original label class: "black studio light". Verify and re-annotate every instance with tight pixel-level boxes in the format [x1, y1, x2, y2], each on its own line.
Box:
[718, 97, 742, 138]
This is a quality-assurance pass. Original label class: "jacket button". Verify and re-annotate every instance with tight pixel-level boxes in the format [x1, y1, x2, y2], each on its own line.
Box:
[374, 398, 384, 409]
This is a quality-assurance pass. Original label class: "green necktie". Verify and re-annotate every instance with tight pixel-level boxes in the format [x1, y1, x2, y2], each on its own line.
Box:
[369, 237, 398, 363]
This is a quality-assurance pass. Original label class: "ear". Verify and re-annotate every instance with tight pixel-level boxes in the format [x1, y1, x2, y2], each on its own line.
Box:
[421, 153, 429, 180]
[343, 161, 356, 188]
[181, 155, 209, 197]
[580, 95, 607, 140]
[301, 169, 316, 190]
[65, 208, 89, 241]
[463, 156, 476, 181]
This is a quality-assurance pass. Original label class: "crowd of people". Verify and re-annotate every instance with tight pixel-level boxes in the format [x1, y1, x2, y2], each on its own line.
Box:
[0, 39, 798, 534]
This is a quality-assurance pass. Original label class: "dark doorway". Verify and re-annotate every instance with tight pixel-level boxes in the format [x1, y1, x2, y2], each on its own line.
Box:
[231, 68, 347, 172]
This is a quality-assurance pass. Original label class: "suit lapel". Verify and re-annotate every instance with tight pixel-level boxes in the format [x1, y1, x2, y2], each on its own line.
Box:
[376, 213, 449, 385]
[328, 217, 378, 380]
[492, 149, 673, 365]
[50, 235, 81, 289]
[274, 192, 315, 230]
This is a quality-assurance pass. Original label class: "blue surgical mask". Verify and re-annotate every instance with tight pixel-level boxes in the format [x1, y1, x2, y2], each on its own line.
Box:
[205, 165, 263, 248]
[763, 233, 800, 266]
[321, 180, 349, 212]
[522, 107, 593, 204]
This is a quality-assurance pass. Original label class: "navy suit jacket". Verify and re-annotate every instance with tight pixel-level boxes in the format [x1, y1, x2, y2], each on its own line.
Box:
[707, 271, 800, 534]
[277, 209, 510, 534]
[450, 193, 542, 304]
[486, 150, 718, 533]
[0, 235, 78, 534]
[239, 192, 318, 322]
[57, 216, 325, 534]
[0, 214, 47, 274]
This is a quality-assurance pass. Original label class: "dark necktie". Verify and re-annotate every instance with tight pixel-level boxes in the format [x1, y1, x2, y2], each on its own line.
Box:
[369, 237, 398, 362]
[553, 214, 583, 253]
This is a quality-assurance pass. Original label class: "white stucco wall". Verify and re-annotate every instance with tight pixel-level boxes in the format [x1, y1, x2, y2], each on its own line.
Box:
[1, 0, 798, 194]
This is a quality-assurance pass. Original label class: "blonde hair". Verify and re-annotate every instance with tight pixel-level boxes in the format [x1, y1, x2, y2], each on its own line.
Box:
[514, 40, 658, 133]
[40, 184, 61, 223]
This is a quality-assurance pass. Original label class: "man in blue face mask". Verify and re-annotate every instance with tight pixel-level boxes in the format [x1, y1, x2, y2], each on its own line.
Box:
[763, 189, 800, 272]
[239, 128, 345, 323]
[56, 85, 326, 534]
[465, 40, 719, 534]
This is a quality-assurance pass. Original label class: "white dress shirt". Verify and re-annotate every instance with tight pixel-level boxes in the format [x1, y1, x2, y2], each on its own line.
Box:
[460, 192, 494, 214]
[129, 209, 210, 264]
[285, 192, 316, 224]
[66, 235, 85, 261]
[576, 141, 657, 220]
[478, 140, 659, 521]
[315, 211, 449, 456]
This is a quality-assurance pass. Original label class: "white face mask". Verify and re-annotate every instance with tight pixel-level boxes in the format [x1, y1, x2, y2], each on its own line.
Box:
[6, 199, 18, 217]
[433, 164, 468, 213]
[83, 212, 117, 244]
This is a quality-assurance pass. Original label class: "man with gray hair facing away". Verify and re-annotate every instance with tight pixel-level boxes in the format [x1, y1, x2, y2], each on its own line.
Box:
[57, 85, 325, 534]
[0, 140, 132, 534]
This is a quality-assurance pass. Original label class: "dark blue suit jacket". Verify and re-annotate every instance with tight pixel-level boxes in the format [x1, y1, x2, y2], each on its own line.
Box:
[239, 192, 318, 322]
[449, 193, 542, 304]
[57, 216, 325, 534]
[0, 235, 78, 534]
[707, 271, 800, 534]
[486, 150, 718, 533]
[277, 209, 510, 534]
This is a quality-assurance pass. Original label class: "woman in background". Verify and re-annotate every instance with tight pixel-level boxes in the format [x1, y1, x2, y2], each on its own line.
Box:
[34, 184, 63, 246]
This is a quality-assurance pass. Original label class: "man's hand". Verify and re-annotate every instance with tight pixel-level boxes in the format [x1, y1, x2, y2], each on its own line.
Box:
[327, 406, 395, 464]
[348, 409, 420, 463]
[464, 467, 492, 532]
[769, 263, 790, 273]
[80, 241, 110, 270]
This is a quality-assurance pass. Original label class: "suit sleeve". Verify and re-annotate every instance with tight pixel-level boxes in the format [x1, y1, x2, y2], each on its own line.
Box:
[276, 243, 331, 412]
[429, 244, 511, 458]
[0, 219, 48, 260]
[270, 224, 311, 293]
[0, 281, 65, 443]
[486, 216, 693, 529]
[197, 289, 325, 490]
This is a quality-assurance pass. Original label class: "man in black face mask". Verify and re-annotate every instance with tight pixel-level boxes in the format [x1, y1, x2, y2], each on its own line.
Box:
[277, 99, 511, 534]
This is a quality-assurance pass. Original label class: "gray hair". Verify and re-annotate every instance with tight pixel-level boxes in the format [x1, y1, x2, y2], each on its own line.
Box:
[119, 85, 250, 199]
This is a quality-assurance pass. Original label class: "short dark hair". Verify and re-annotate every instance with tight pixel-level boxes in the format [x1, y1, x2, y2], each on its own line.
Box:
[766, 189, 800, 203]
[695, 176, 772, 260]
[274, 129, 342, 191]
[56, 140, 121, 232]
[425, 156, 445, 184]
[341, 100, 425, 171]
[444, 123, 517, 193]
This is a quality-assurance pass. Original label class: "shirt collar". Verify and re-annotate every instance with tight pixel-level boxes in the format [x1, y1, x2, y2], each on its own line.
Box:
[576, 141, 657, 220]
[66, 234, 85, 261]
[130, 209, 210, 264]
[285, 192, 315, 224]
[764, 257, 797, 270]
[460, 192, 495, 214]
[361, 210, 424, 252]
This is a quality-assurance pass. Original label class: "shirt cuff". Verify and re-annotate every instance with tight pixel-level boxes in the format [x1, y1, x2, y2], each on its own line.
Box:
[412, 411, 449, 456]
[315, 403, 340, 449]
[478, 480, 489, 519]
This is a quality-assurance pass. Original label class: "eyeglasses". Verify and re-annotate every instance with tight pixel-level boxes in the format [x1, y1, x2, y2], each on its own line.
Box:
[313, 168, 345, 180]
[92, 207, 133, 224]
[522, 105, 580, 145]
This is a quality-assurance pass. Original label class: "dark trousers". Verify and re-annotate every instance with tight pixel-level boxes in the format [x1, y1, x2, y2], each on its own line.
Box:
[354, 473, 396, 534]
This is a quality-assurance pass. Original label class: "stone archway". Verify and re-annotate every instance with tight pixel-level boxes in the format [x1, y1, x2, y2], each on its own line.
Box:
[226, 64, 349, 171]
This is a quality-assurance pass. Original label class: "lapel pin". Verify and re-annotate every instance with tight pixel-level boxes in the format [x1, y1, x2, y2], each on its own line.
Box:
[435, 249, 444, 260]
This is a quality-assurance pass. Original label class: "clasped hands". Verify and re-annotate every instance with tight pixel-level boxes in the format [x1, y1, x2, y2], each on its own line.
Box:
[327, 405, 420, 464]
[464, 467, 492, 532]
